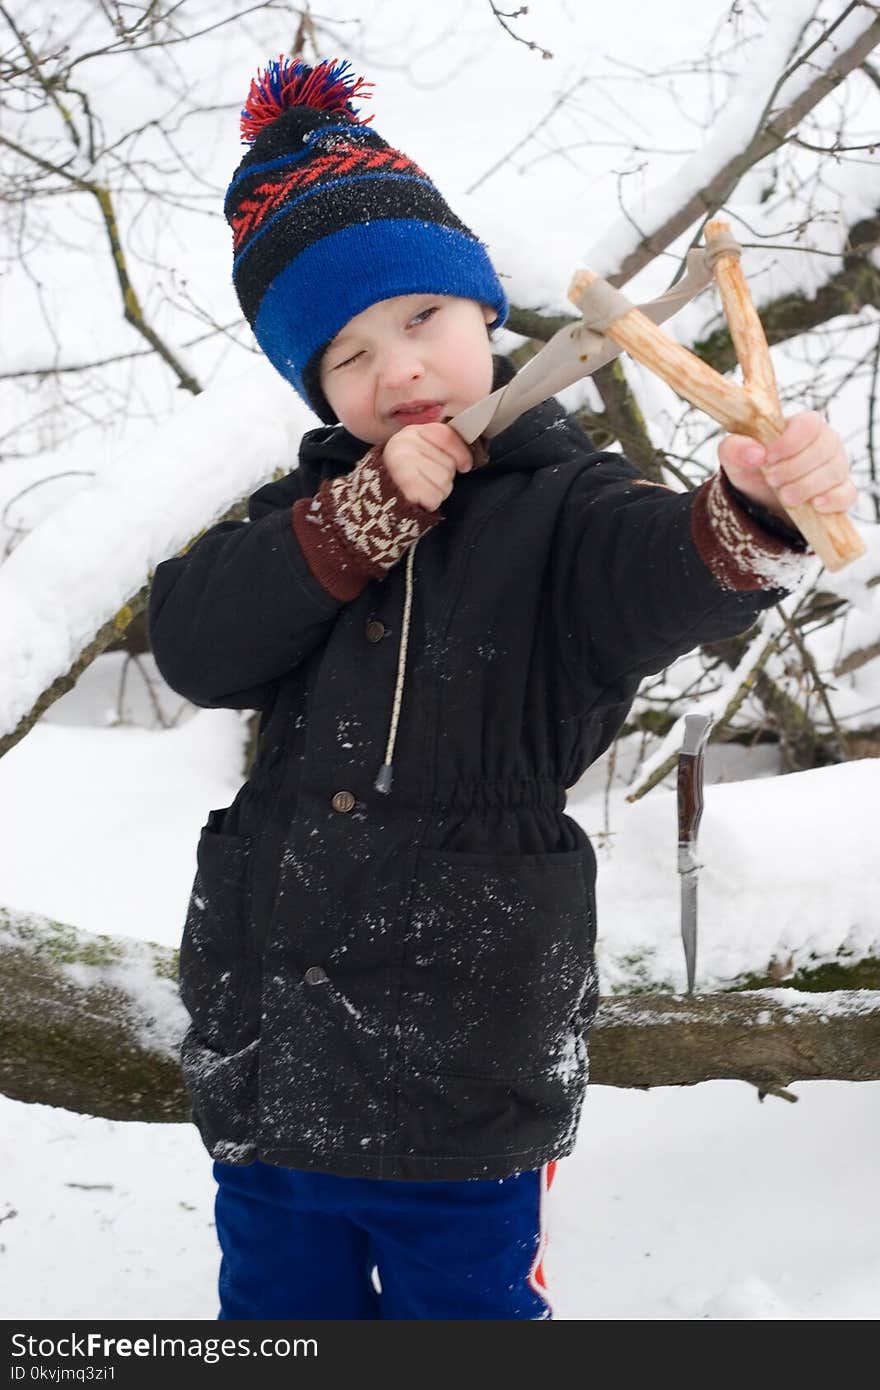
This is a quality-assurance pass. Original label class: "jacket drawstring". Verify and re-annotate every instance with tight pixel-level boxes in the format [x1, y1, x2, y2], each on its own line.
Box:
[374, 536, 419, 794]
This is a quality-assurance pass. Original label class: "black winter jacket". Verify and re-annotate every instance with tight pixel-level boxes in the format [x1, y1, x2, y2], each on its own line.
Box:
[148, 391, 800, 1179]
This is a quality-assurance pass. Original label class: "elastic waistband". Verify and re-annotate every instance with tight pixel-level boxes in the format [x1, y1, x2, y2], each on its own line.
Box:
[431, 778, 566, 811]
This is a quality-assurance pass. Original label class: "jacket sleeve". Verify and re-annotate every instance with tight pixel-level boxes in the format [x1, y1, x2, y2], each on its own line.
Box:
[552, 448, 810, 703]
[148, 468, 345, 711]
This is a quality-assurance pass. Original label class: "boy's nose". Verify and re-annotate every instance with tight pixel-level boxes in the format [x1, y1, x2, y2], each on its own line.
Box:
[379, 346, 425, 391]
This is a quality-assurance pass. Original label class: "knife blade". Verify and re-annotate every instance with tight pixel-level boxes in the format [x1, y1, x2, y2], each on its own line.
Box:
[677, 713, 713, 994]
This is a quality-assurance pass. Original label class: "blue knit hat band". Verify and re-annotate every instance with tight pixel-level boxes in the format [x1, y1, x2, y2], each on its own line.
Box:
[254, 219, 508, 419]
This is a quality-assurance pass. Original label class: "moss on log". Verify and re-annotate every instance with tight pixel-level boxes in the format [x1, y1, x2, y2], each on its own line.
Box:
[0, 906, 189, 1123]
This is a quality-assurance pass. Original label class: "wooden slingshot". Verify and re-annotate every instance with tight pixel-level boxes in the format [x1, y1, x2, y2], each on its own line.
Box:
[568, 221, 865, 572]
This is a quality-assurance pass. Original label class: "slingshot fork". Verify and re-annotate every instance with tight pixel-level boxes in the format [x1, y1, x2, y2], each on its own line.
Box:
[568, 221, 865, 573]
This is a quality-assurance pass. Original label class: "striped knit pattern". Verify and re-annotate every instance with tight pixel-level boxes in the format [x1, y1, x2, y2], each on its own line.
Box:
[227, 112, 462, 324]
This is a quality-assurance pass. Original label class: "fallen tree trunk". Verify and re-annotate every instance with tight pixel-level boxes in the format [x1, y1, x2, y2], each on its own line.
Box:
[1, 907, 878, 1124]
[0, 906, 188, 1123]
[593, 990, 880, 1097]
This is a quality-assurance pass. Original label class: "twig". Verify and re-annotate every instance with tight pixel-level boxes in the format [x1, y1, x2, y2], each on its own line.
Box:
[0, 5, 82, 150]
[0, 132, 201, 395]
[868, 325, 880, 523]
[466, 74, 584, 193]
[486, 3, 553, 60]
[627, 624, 784, 802]
[776, 608, 847, 759]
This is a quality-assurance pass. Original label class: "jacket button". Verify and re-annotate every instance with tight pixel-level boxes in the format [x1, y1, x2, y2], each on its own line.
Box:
[365, 619, 386, 643]
[331, 790, 356, 813]
[304, 966, 328, 985]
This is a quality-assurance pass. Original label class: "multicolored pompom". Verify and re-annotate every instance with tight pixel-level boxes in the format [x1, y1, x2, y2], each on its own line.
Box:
[240, 56, 373, 143]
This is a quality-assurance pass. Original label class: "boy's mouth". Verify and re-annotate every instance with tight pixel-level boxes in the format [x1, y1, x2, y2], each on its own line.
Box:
[389, 400, 446, 425]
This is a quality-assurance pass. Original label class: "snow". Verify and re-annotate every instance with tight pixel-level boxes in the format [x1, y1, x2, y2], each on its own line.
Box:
[0, 363, 308, 738]
[1, 0, 878, 1325]
[4, 1080, 878, 1321]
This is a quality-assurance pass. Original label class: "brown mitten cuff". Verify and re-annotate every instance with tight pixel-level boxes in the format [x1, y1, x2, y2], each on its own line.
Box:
[691, 470, 812, 592]
[292, 443, 442, 602]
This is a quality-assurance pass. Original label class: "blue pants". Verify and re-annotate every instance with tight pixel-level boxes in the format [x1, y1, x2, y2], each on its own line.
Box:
[214, 1159, 557, 1319]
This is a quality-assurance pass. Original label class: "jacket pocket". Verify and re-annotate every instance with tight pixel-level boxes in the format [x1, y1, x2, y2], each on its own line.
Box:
[398, 848, 597, 1082]
[179, 808, 257, 1055]
[180, 1028, 260, 1164]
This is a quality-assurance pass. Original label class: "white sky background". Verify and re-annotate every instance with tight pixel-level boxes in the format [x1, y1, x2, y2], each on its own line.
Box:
[0, 0, 879, 1322]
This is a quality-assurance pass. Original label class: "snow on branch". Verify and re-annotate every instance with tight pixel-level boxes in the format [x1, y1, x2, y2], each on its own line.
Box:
[0, 362, 311, 750]
[583, 2, 880, 285]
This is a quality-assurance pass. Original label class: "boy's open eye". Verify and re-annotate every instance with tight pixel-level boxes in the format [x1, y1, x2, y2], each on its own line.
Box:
[409, 305, 439, 327]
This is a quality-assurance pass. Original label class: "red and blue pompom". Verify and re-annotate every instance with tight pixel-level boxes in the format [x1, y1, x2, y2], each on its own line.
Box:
[240, 56, 373, 143]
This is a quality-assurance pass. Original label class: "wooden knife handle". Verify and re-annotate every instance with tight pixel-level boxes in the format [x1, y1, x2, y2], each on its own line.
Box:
[677, 715, 712, 846]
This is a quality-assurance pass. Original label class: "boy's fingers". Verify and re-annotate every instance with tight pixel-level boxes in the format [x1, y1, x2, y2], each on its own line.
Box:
[764, 409, 824, 465]
[429, 423, 474, 470]
[812, 479, 859, 513]
[718, 434, 765, 470]
[765, 440, 844, 491]
[773, 456, 849, 509]
[422, 442, 469, 477]
[414, 460, 452, 494]
[405, 425, 471, 472]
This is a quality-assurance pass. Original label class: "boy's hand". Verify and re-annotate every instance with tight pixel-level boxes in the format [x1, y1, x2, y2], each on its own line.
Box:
[718, 410, 857, 520]
[382, 423, 474, 511]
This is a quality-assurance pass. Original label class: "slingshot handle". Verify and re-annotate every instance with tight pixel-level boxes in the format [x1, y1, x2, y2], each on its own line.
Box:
[568, 229, 866, 572]
[704, 221, 865, 573]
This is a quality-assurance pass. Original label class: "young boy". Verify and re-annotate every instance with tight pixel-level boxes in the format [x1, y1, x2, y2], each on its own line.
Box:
[148, 58, 857, 1321]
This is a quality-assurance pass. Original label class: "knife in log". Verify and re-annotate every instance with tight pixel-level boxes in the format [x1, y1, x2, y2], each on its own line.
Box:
[677, 713, 713, 994]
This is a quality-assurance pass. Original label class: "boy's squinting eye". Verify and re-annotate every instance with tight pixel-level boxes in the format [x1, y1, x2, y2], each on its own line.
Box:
[330, 349, 363, 371]
[409, 305, 438, 327]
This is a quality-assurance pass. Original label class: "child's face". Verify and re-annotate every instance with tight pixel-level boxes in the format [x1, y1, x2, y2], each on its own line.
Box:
[319, 294, 496, 444]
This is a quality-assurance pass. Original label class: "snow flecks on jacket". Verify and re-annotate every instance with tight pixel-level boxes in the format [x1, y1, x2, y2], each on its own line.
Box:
[291, 442, 440, 601]
[691, 471, 812, 592]
[335, 714, 361, 750]
[211, 1139, 257, 1164]
[150, 387, 808, 1182]
[398, 853, 594, 1083]
[553, 1030, 581, 1085]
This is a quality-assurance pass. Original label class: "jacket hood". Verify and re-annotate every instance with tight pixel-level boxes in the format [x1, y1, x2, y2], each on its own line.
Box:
[296, 355, 580, 492]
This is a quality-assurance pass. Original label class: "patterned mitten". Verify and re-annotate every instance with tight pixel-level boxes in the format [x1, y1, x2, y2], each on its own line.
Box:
[292, 443, 442, 601]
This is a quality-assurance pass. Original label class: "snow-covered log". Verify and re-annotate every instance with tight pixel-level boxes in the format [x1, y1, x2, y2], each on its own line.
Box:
[594, 990, 880, 1095]
[0, 905, 189, 1123]
[1, 905, 877, 1124]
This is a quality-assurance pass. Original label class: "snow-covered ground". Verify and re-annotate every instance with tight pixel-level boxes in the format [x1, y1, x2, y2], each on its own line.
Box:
[4, 1078, 878, 1321]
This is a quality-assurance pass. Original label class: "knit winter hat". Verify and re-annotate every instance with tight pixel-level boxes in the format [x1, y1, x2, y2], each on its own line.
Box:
[224, 57, 508, 423]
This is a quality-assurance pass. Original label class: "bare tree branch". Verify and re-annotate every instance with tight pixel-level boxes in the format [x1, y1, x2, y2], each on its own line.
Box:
[693, 214, 880, 374]
[610, 12, 880, 287]
[0, 129, 202, 395]
[486, 3, 553, 61]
